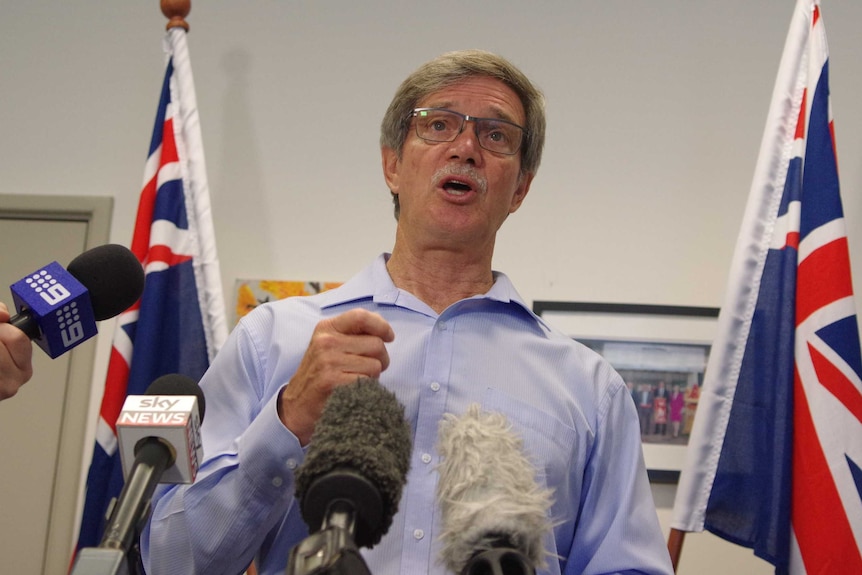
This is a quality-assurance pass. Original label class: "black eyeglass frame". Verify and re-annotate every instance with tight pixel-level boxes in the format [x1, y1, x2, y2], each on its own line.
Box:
[406, 107, 528, 156]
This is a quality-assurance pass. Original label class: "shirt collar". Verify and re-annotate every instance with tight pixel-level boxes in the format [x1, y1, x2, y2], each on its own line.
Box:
[316, 253, 540, 321]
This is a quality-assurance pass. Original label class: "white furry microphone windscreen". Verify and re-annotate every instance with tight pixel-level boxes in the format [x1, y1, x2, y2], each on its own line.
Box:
[435, 404, 555, 573]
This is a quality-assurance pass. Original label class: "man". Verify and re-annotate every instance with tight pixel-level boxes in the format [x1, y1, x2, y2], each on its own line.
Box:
[652, 380, 669, 436]
[142, 49, 673, 575]
[637, 383, 655, 436]
[0, 301, 34, 400]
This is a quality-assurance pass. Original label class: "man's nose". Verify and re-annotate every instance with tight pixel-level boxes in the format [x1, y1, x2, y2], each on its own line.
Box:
[446, 122, 482, 165]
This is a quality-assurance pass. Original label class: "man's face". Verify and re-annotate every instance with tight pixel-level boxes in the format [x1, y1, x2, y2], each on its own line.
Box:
[382, 76, 534, 253]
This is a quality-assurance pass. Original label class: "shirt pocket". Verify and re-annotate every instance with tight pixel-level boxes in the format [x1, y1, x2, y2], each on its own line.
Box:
[480, 387, 580, 575]
[480, 387, 581, 513]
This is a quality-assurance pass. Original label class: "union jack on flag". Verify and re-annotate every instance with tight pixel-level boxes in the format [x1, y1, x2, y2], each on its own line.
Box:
[672, 1, 862, 573]
[74, 26, 228, 556]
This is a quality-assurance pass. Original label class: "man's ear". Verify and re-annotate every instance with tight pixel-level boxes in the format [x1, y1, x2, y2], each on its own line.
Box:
[508, 171, 534, 214]
[381, 147, 400, 194]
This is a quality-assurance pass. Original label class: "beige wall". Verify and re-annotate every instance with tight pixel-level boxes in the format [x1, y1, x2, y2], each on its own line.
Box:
[2, 1, 861, 572]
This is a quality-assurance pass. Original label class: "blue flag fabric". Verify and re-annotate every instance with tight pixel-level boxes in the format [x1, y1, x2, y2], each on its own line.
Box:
[672, 2, 862, 573]
[74, 27, 227, 557]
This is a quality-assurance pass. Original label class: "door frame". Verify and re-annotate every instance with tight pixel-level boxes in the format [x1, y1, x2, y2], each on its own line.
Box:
[0, 193, 113, 573]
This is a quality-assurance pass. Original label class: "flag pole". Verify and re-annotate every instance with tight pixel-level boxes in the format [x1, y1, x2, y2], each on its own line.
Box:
[155, 5, 259, 575]
[149, 4, 251, 574]
[148, 3, 258, 572]
[667, 527, 685, 572]
[161, 0, 191, 31]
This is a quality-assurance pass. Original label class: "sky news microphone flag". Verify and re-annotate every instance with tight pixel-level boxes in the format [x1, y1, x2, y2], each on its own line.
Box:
[75, 26, 228, 552]
[671, 1, 862, 573]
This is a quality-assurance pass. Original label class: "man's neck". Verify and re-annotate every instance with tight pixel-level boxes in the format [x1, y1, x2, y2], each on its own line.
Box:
[386, 246, 495, 314]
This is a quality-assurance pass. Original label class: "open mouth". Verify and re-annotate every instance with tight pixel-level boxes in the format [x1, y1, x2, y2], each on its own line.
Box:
[442, 179, 473, 194]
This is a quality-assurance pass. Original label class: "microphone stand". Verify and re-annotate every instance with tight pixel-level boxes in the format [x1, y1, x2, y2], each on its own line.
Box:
[286, 500, 372, 575]
[70, 440, 173, 575]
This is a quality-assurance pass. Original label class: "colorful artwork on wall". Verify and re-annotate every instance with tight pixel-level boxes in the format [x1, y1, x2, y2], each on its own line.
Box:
[234, 279, 342, 324]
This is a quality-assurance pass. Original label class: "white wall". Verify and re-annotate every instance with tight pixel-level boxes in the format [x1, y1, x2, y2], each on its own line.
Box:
[2, 1, 860, 572]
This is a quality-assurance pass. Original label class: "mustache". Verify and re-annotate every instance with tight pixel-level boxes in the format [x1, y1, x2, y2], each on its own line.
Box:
[432, 165, 488, 195]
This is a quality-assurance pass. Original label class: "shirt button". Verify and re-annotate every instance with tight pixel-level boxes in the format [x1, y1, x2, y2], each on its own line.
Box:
[286, 459, 298, 470]
[421, 453, 432, 464]
[272, 476, 283, 488]
[430, 382, 440, 392]
[413, 529, 424, 540]
[437, 321, 447, 331]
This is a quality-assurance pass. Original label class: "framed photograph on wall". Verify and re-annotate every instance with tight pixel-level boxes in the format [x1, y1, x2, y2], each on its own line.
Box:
[532, 301, 720, 483]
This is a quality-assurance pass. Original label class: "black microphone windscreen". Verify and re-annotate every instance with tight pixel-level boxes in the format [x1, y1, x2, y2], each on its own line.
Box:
[144, 373, 206, 422]
[67, 244, 144, 321]
[295, 377, 411, 548]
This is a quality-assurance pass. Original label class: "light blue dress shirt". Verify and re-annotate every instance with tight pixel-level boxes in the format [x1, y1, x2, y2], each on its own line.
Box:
[142, 254, 673, 575]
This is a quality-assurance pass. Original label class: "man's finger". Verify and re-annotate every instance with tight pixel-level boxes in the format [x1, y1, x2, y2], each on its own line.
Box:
[329, 309, 395, 342]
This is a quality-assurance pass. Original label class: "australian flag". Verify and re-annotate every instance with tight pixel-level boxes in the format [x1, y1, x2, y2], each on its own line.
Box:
[672, 1, 862, 573]
[74, 27, 228, 556]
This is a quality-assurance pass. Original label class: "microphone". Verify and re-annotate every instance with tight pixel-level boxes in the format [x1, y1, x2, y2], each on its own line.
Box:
[70, 374, 205, 575]
[7, 244, 144, 358]
[287, 377, 412, 575]
[104, 374, 205, 551]
[436, 404, 554, 575]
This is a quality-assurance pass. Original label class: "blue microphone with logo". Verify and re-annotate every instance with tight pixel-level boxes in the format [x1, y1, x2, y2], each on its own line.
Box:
[8, 244, 144, 358]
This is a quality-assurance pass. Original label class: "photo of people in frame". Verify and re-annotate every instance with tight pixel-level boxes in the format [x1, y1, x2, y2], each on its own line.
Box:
[579, 339, 708, 447]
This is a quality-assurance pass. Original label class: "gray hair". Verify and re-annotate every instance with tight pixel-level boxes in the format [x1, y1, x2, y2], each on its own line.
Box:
[380, 50, 546, 219]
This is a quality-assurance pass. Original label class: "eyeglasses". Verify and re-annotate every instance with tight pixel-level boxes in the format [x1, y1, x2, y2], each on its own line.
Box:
[407, 108, 526, 156]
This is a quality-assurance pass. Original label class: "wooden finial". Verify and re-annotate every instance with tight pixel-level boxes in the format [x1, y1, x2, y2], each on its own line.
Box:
[161, 0, 191, 31]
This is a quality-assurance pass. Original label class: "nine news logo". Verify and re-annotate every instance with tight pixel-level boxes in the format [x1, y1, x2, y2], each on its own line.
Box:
[10, 262, 97, 358]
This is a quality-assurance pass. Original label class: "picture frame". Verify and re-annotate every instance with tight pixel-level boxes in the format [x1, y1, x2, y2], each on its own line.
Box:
[532, 301, 720, 483]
